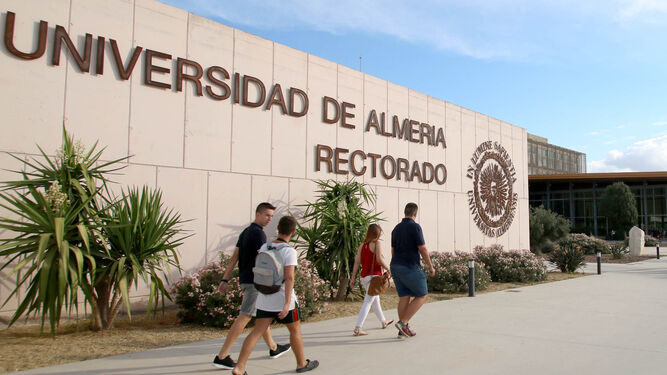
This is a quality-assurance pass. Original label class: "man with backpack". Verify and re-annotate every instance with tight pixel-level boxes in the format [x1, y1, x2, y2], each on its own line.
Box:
[232, 215, 319, 374]
[213, 202, 291, 369]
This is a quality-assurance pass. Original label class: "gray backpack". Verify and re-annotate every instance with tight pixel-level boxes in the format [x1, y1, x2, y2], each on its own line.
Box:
[253, 243, 287, 294]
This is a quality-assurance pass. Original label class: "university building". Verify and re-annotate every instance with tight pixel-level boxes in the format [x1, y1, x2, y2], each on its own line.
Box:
[0, 0, 529, 314]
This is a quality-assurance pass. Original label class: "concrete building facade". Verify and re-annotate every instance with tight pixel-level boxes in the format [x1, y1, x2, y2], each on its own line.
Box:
[0, 0, 529, 313]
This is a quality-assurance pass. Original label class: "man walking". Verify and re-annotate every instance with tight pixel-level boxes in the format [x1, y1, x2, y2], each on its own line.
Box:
[232, 215, 319, 374]
[390, 202, 435, 338]
[213, 202, 291, 369]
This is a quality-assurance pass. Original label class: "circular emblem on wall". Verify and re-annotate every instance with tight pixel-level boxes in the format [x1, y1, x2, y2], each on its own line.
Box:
[466, 141, 518, 238]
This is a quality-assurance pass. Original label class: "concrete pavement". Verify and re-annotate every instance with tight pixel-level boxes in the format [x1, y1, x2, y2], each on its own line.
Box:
[12, 259, 667, 375]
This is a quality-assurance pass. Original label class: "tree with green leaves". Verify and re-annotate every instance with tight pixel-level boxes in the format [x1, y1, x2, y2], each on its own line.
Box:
[529, 206, 570, 254]
[0, 128, 188, 333]
[599, 182, 638, 239]
[295, 180, 382, 301]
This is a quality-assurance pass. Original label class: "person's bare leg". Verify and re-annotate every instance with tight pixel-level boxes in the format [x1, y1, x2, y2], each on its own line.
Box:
[232, 318, 273, 375]
[397, 296, 411, 322]
[261, 326, 277, 351]
[218, 314, 252, 358]
[402, 295, 427, 324]
[285, 321, 307, 369]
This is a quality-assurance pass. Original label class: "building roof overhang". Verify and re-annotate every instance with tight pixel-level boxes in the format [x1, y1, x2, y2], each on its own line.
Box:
[528, 171, 667, 183]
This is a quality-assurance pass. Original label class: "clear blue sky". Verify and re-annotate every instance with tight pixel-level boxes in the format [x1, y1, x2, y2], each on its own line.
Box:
[161, 0, 667, 173]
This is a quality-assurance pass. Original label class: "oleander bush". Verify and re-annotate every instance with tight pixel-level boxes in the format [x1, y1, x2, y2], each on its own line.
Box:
[172, 259, 242, 328]
[610, 243, 629, 259]
[173, 254, 329, 328]
[558, 233, 610, 255]
[427, 251, 490, 293]
[473, 244, 547, 282]
[549, 244, 586, 273]
[645, 235, 659, 247]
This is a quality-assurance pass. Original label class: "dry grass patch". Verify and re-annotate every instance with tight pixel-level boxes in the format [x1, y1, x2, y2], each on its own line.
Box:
[0, 272, 585, 373]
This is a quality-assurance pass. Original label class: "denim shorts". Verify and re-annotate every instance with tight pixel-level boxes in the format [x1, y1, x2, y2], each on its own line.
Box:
[390, 263, 428, 297]
[240, 283, 258, 316]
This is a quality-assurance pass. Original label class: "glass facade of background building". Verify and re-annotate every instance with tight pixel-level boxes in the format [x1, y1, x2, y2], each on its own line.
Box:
[527, 133, 587, 175]
[529, 173, 667, 239]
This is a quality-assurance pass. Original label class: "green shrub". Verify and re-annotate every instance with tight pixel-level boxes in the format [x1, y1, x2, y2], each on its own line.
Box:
[529, 206, 570, 254]
[549, 244, 586, 273]
[427, 252, 490, 293]
[645, 235, 659, 247]
[610, 243, 629, 259]
[473, 244, 547, 282]
[173, 254, 329, 327]
[558, 233, 610, 255]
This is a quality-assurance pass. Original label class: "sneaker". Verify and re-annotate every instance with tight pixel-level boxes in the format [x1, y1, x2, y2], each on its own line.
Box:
[269, 343, 291, 359]
[212, 355, 235, 369]
[395, 320, 409, 336]
[404, 324, 416, 337]
[296, 359, 319, 373]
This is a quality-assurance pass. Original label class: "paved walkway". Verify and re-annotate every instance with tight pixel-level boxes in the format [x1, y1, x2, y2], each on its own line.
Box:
[12, 259, 667, 375]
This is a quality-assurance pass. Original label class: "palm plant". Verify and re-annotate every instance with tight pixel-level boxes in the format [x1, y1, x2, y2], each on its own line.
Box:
[0, 128, 187, 333]
[91, 186, 188, 330]
[295, 180, 382, 301]
[0, 129, 125, 334]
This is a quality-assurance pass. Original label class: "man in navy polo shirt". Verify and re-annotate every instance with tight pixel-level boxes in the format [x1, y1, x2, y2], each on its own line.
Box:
[390, 202, 435, 338]
[212, 202, 291, 369]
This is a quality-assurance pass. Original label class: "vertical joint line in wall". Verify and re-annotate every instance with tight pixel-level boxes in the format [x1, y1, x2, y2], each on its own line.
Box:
[230, 29, 236, 171]
[270, 42, 275, 175]
[128, 0, 137, 161]
[62, 0, 74, 130]
[335, 64, 339, 149]
[305, 54, 309, 178]
[183, 12, 190, 168]
[204, 172, 210, 264]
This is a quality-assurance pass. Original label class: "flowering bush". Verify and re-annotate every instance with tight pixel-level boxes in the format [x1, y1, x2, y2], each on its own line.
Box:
[558, 233, 609, 255]
[427, 252, 490, 293]
[172, 259, 243, 328]
[173, 253, 329, 328]
[294, 258, 329, 318]
[549, 244, 586, 273]
[473, 244, 547, 282]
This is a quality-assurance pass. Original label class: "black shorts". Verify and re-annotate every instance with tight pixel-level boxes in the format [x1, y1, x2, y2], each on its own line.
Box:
[256, 305, 301, 324]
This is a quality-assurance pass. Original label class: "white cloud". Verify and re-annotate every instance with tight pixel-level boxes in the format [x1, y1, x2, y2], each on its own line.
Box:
[588, 135, 667, 172]
[652, 121, 667, 126]
[172, 0, 667, 62]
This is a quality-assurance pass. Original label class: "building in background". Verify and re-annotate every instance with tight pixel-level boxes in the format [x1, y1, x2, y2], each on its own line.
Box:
[527, 133, 586, 175]
[529, 172, 667, 238]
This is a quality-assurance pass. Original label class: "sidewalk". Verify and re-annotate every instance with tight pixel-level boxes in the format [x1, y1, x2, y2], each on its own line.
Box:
[12, 259, 667, 375]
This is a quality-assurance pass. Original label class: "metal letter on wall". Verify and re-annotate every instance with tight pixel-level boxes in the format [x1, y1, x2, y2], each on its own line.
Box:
[466, 141, 518, 238]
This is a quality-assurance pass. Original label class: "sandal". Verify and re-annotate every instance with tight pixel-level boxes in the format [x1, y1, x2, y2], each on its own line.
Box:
[296, 359, 320, 373]
[381, 319, 395, 329]
[353, 327, 368, 336]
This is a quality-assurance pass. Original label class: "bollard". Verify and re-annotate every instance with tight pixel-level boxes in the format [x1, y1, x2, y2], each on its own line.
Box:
[657, 244, 660, 260]
[468, 259, 475, 297]
[596, 252, 602, 275]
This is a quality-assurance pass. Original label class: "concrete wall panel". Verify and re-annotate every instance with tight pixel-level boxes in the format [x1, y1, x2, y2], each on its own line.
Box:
[65, 0, 133, 162]
[207, 172, 251, 259]
[230, 30, 273, 175]
[362, 75, 388, 187]
[306, 55, 338, 180]
[0, 1, 70, 154]
[445, 102, 462, 193]
[387, 83, 410, 189]
[156, 166, 207, 271]
[183, 14, 234, 171]
[272, 44, 308, 178]
[437, 191, 456, 252]
[129, 0, 187, 167]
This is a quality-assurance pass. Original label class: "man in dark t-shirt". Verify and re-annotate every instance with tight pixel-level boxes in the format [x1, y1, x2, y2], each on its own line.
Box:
[390, 202, 435, 338]
[212, 203, 291, 369]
